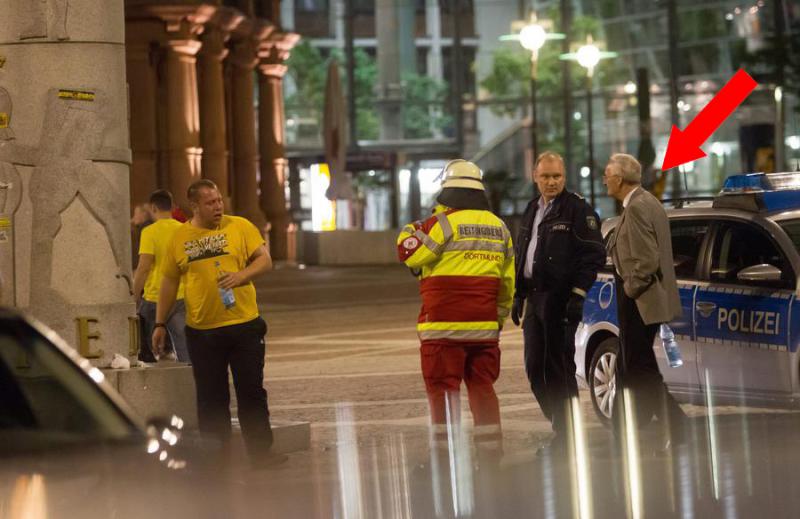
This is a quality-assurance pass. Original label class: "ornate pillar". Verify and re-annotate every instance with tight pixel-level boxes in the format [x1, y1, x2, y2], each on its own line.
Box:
[126, 6, 213, 211]
[162, 31, 203, 211]
[227, 21, 273, 230]
[1, 0, 135, 363]
[125, 35, 160, 207]
[197, 9, 243, 208]
[258, 32, 299, 260]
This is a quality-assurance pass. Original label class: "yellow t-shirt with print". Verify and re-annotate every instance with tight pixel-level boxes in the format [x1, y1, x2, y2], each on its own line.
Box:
[139, 218, 185, 303]
[161, 215, 265, 330]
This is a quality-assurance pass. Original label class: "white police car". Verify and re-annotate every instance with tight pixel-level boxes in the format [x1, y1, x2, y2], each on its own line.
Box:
[576, 172, 800, 422]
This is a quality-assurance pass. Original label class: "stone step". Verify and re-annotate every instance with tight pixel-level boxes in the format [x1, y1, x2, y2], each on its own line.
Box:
[103, 364, 310, 453]
[232, 418, 311, 454]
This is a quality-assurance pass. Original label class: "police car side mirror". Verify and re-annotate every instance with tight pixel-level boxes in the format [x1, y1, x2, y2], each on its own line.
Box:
[737, 264, 782, 283]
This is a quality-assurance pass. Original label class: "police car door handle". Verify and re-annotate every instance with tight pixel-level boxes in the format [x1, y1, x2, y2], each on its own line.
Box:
[696, 301, 717, 317]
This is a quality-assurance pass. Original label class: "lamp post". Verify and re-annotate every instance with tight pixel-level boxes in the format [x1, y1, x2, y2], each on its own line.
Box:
[518, 15, 547, 162]
[561, 36, 616, 207]
[501, 15, 563, 169]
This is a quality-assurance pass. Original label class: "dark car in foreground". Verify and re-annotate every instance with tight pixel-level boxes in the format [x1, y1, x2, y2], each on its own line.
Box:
[0, 308, 221, 518]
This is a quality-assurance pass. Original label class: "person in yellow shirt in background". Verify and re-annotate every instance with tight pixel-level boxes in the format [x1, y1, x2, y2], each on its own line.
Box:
[152, 179, 284, 467]
[132, 190, 187, 363]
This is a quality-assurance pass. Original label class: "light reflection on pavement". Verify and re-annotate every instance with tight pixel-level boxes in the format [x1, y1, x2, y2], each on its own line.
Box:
[236, 266, 800, 518]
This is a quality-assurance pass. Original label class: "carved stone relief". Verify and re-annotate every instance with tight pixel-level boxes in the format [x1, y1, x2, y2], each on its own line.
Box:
[18, 0, 70, 41]
[0, 87, 15, 141]
[0, 161, 22, 306]
[28, 88, 131, 311]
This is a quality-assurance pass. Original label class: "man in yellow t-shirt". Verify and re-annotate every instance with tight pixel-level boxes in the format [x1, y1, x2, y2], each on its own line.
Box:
[152, 179, 282, 466]
[131, 190, 188, 362]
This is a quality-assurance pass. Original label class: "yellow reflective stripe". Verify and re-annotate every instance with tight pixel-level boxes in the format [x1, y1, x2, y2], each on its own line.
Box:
[419, 329, 500, 340]
[435, 212, 453, 240]
[414, 229, 442, 254]
[418, 321, 499, 330]
[442, 240, 506, 253]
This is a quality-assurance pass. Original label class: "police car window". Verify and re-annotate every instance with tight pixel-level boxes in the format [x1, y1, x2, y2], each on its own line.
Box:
[710, 221, 792, 288]
[670, 220, 710, 279]
[779, 219, 800, 254]
[601, 229, 615, 273]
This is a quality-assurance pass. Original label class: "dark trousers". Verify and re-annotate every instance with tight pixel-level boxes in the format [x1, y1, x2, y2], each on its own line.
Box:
[185, 317, 273, 456]
[612, 278, 686, 438]
[522, 291, 579, 434]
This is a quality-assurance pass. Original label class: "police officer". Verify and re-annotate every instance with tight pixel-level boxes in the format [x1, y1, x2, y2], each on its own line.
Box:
[511, 151, 605, 449]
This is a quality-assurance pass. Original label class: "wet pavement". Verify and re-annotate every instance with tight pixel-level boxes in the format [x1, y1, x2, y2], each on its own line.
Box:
[231, 265, 800, 518]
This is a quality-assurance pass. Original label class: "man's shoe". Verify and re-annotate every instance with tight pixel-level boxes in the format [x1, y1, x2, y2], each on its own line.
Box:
[161, 351, 178, 361]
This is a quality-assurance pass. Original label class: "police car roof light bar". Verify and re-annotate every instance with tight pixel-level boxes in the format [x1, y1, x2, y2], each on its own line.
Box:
[715, 172, 800, 213]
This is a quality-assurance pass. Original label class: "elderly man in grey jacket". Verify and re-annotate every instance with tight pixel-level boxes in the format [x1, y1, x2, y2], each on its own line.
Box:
[604, 153, 688, 446]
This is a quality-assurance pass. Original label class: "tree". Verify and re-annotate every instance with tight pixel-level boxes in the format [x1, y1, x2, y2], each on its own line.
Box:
[402, 73, 453, 139]
[285, 42, 451, 141]
[285, 40, 327, 110]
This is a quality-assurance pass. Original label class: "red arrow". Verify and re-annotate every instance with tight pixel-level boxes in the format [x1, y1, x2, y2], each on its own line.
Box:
[661, 69, 757, 171]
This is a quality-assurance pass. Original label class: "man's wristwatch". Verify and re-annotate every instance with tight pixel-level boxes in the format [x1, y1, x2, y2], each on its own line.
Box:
[154, 323, 166, 329]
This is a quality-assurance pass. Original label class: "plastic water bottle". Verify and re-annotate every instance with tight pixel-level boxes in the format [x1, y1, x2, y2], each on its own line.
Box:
[660, 324, 683, 368]
[214, 261, 236, 310]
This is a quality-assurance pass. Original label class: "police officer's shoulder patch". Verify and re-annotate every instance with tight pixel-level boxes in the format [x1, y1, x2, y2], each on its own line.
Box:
[586, 215, 598, 230]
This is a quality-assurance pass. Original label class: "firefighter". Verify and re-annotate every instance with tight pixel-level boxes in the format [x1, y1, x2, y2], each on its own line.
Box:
[397, 159, 515, 459]
[511, 151, 605, 451]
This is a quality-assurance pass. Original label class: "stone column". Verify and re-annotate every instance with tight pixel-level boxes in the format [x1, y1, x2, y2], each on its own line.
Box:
[0, 0, 135, 364]
[258, 32, 299, 260]
[197, 9, 243, 208]
[125, 37, 160, 207]
[227, 22, 271, 230]
[162, 31, 203, 212]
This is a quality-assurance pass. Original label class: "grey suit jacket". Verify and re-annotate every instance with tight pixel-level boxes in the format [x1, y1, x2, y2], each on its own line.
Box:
[609, 187, 682, 325]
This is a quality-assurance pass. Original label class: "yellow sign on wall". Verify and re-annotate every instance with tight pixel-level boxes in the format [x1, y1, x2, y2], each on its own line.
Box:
[58, 89, 95, 102]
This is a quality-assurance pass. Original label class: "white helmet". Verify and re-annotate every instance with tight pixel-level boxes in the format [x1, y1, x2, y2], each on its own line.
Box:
[439, 159, 485, 191]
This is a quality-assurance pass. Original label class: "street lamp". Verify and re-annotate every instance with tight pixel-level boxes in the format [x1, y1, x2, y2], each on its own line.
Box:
[561, 36, 617, 207]
[501, 14, 563, 167]
[519, 16, 547, 163]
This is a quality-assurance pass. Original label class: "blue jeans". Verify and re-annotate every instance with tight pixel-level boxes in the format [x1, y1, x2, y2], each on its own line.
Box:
[138, 299, 189, 362]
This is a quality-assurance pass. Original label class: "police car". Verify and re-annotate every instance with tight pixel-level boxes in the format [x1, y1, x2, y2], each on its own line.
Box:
[575, 172, 800, 422]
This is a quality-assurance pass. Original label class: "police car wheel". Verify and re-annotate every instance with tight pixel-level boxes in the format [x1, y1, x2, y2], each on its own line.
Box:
[589, 338, 619, 424]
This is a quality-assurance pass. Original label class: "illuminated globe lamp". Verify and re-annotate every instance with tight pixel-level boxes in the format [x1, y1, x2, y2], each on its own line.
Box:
[560, 36, 617, 206]
[499, 13, 564, 167]
[519, 22, 547, 58]
[576, 38, 601, 77]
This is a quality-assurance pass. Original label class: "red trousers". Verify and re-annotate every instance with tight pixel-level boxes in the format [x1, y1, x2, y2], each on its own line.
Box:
[420, 341, 502, 451]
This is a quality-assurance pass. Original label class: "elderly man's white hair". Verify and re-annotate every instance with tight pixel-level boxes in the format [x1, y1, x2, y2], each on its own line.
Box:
[608, 153, 642, 184]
